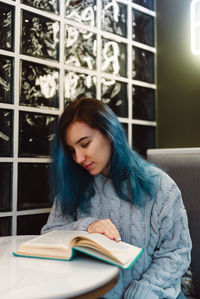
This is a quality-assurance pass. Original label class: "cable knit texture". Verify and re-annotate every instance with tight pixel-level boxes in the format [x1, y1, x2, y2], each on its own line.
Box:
[41, 167, 192, 299]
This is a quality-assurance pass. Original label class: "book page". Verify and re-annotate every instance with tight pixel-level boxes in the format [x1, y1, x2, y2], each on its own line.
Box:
[19, 230, 89, 249]
[73, 246, 125, 268]
[16, 230, 143, 265]
[17, 231, 88, 258]
[72, 232, 142, 265]
[73, 245, 143, 269]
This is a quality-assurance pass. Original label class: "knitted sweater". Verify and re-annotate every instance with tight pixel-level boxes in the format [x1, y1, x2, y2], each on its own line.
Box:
[41, 168, 192, 299]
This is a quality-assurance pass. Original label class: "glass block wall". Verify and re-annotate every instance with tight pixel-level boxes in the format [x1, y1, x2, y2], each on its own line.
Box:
[0, 0, 156, 236]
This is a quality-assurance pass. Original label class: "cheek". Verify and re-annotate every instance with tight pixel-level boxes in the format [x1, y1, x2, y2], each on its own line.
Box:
[102, 140, 112, 160]
[106, 145, 112, 161]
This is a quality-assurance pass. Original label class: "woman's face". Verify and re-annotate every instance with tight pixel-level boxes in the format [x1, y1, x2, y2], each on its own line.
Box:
[65, 120, 112, 176]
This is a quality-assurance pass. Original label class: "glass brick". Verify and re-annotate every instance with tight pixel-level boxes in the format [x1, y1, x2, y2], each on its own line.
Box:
[102, 38, 127, 77]
[0, 109, 13, 157]
[0, 55, 13, 104]
[19, 111, 58, 157]
[132, 86, 155, 121]
[65, 0, 96, 27]
[132, 47, 154, 83]
[65, 25, 96, 70]
[64, 71, 96, 106]
[0, 163, 12, 212]
[21, 10, 59, 60]
[102, 0, 127, 37]
[101, 78, 128, 117]
[132, 0, 155, 11]
[21, 0, 59, 14]
[132, 9, 154, 47]
[18, 163, 51, 210]
[17, 213, 49, 235]
[0, 3, 14, 51]
[20, 60, 59, 108]
[132, 124, 155, 157]
[0, 217, 12, 236]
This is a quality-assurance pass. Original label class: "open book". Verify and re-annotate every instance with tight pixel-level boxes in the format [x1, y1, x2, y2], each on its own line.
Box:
[13, 230, 144, 269]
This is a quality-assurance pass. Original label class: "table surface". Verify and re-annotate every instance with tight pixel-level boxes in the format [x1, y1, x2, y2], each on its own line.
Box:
[0, 235, 119, 299]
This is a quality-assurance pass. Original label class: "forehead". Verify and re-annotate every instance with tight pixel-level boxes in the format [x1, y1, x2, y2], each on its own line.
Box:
[65, 121, 95, 146]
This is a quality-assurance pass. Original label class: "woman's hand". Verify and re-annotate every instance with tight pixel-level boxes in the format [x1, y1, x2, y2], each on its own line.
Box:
[87, 219, 121, 242]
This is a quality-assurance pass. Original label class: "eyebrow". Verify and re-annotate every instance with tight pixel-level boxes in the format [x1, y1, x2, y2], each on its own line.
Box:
[75, 136, 90, 144]
[66, 136, 91, 149]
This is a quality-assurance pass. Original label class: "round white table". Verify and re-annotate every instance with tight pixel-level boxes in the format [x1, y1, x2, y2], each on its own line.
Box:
[0, 236, 119, 299]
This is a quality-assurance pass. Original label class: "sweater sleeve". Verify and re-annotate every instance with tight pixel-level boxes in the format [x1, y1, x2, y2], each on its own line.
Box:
[123, 175, 192, 299]
[41, 197, 97, 235]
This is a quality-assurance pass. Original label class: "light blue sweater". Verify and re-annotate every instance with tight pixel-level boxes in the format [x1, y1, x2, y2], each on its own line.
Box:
[41, 168, 192, 299]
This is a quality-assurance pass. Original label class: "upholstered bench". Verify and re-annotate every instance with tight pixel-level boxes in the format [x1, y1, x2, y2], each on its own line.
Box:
[147, 148, 200, 299]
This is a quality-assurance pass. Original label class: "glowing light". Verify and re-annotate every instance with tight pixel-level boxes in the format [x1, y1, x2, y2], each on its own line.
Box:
[191, 0, 200, 55]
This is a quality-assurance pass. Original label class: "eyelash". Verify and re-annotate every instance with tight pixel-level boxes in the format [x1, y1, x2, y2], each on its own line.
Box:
[68, 141, 90, 154]
[81, 141, 90, 148]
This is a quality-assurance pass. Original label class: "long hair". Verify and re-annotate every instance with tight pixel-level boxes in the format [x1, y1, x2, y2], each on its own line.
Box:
[52, 97, 158, 214]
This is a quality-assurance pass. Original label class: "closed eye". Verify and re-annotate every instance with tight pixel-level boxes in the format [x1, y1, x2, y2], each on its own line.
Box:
[81, 141, 90, 148]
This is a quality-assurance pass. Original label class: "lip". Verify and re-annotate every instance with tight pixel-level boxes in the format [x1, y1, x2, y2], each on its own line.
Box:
[83, 162, 94, 170]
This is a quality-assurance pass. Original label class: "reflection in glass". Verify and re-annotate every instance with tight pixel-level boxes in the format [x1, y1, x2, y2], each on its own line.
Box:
[132, 47, 154, 83]
[101, 78, 128, 117]
[0, 163, 12, 212]
[102, 38, 127, 77]
[20, 61, 59, 108]
[132, 86, 155, 121]
[65, 25, 96, 70]
[102, 0, 127, 37]
[21, 0, 59, 14]
[19, 112, 58, 157]
[22, 11, 59, 60]
[65, 0, 96, 27]
[132, 9, 154, 46]
[0, 217, 11, 236]
[0, 56, 13, 103]
[18, 163, 51, 210]
[132, 0, 154, 11]
[132, 124, 155, 157]
[0, 3, 14, 51]
[0, 109, 13, 157]
[17, 214, 49, 235]
[64, 71, 96, 105]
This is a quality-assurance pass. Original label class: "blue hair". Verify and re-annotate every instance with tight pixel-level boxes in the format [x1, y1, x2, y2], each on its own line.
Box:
[51, 132, 95, 214]
[51, 98, 158, 214]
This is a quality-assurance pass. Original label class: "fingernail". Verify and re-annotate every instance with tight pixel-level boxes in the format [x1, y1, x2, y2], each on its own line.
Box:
[116, 237, 121, 241]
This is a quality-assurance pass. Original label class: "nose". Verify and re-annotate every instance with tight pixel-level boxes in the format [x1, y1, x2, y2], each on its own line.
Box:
[74, 149, 86, 164]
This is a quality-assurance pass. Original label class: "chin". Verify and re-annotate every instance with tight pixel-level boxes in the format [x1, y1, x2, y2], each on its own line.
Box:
[89, 169, 101, 176]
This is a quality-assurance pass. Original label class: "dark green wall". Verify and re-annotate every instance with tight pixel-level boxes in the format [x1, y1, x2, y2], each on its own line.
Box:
[156, 0, 200, 147]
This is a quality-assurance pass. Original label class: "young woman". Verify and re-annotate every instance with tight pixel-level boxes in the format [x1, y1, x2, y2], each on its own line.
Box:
[42, 97, 192, 299]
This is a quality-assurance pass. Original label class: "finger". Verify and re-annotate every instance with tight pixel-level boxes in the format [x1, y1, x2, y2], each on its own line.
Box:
[88, 219, 121, 242]
[99, 220, 121, 242]
[87, 221, 105, 234]
[104, 220, 121, 241]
